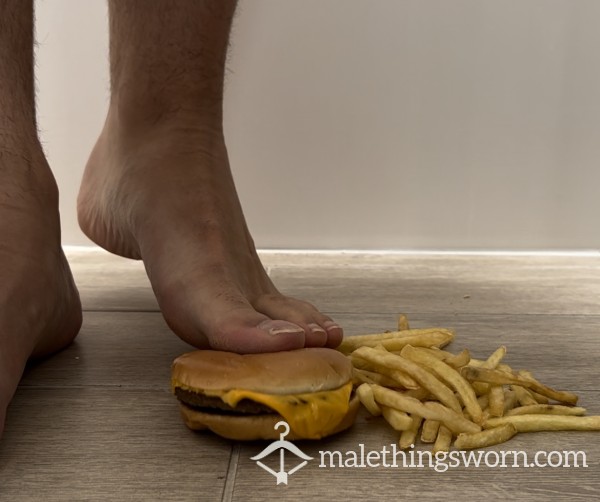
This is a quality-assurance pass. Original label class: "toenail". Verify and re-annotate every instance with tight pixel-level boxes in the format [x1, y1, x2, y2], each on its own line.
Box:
[258, 320, 304, 337]
[308, 323, 327, 334]
[323, 321, 341, 331]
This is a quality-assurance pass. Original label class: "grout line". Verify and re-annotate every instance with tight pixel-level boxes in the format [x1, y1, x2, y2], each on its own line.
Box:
[79, 309, 600, 318]
[64, 244, 600, 258]
[221, 443, 241, 502]
[82, 308, 161, 313]
[257, 249, 600, 257]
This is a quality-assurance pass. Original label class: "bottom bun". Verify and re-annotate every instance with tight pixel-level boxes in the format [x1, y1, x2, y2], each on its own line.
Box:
[179, 394, 360, 441]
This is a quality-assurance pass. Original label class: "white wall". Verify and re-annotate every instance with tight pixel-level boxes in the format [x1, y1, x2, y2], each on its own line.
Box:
[35, 0, 600, 250]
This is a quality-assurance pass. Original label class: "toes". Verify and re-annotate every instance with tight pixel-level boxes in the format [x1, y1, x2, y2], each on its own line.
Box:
[321, 320, 344, 348]
[253, 294, 343, 348]
[305, 323, 328, 347]
[160, 277, 341, 353]
[209, 316, 306, 354]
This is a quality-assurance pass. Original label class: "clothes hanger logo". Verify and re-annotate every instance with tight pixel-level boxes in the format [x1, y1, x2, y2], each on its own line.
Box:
[250, 421, 313, 485]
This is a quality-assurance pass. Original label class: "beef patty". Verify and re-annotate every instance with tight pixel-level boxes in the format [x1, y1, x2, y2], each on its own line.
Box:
[175, 388, 276, 415]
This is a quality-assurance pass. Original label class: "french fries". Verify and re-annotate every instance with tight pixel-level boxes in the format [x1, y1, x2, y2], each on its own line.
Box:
[461, 366, 578, 405]
[454, 423, 518, 450]
[352, 367, 404, 388]
[468, 346, 507, 396]
[356, 383, 382, 416]
[399, 415, 423, 449]
[511, 385, 538, 406]
[397, 314, 410, 331]
[503, 389, 518, 414]
[485, 415, 600, 432]
[505, 404, 587, 417]
[487, 385, 505, 417]
[342, 314, 599, 453]
[445, 348, 471, 369]
[433, 425, 452, 453]
[424, 401, 481, 435]
[420, 419, 440, 443]
[338, 328, 454, 354]
[354, 347, 462, 413]
[371, 385, 480, 434]
[380, 405, 412, 431]
[351, 354, 419, 389]
[401, 345, 483, 424]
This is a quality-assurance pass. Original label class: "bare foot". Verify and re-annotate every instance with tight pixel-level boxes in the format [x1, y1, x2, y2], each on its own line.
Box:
[0, 139, 82, 437]
[78, 112, 343, 353]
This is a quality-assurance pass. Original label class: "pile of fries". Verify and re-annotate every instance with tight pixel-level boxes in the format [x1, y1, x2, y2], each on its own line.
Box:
[338, 315, 600, 451]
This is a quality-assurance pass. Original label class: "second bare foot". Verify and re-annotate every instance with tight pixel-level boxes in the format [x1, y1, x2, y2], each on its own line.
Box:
[0, 138, 82, 438]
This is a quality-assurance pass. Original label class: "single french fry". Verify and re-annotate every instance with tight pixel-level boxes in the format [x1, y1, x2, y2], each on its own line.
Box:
[477, 394, 489, 410]
[401, 345, 483, 424]
[471, 382, 489, 397]
[460, 366, 578, 406]
[354, 347, 462, 412]
[462, 366, 512, 383]
[518, 369, 536, 380]
[469, 347, 507, 368]
[454, 423, 518, 449]
[482, 346, 507, 369]
[381, 405, 413, 431]
[378, 331, 455, 351]
[403, 388, 431, 400]
[488, 385, 505, 417]
[348, 355, 374, 371]
[485, 415, 600, 432]
[397, 314, 410, 331]
[532, 391, 550, 404]
[412, 347, 446, 360]
[356, 383, 382, 416]
[371, 385, 480, 434]
[468, 358, 485, 367]
[503, 389, 518, 414]
[371, 384, 431, 416]
[421, 419, 441, 443]
[407, 347, 469, 368]
[505, 404, 587, 417]
[399, 415, 423, 450]
[433, 425, 453, 453]
[445, 348, 471, 369]
[338, 328, 454, 354]
[497, 363, 514, 373]
[511, 385, 538, 406]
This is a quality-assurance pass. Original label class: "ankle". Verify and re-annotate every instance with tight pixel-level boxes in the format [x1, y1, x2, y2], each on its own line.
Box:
[107, 91, 224, 138]
[0, 136, 59, 208]
[101, 106, 226, 165]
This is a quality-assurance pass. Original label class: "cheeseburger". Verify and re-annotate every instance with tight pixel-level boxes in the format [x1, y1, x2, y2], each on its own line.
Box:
[171, 348, 359, 440]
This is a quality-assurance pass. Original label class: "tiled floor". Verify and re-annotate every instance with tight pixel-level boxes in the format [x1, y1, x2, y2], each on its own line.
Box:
[1, 249, 599, 501]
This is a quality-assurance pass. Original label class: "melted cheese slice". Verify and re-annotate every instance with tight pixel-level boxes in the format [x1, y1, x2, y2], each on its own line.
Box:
[204, 382, 353, 439]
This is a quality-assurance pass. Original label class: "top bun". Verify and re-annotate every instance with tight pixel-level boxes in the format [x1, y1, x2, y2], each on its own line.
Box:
[172, 348, 352, 395]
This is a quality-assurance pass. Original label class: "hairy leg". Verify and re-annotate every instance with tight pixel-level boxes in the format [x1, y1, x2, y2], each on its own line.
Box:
[0, 0, 82, 437]
[78, 0, 342, 353]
